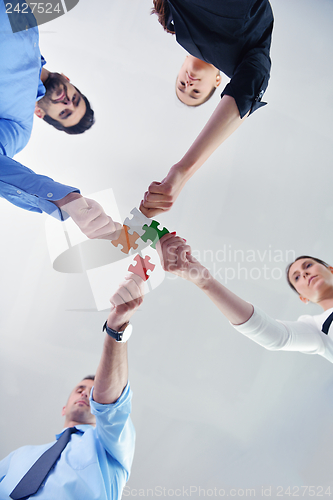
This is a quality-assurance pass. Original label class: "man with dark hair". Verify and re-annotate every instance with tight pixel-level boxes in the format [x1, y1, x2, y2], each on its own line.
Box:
[0, 1, 117, 237]
[0, 274, 144, 500]
[34, 73, 94, 134]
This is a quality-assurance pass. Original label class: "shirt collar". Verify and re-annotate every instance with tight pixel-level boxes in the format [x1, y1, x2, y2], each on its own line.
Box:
[55, 424, 92, 440]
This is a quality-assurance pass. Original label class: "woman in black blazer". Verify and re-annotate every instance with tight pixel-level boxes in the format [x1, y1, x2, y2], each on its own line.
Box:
[140, 0, 273, 217]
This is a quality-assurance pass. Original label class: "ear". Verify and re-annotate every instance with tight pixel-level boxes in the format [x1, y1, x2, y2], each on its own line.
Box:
[34, 103, 45, 119]
[299, 295, 309, 304]
[329, 266, 333, 275]
[61, 73, 70, 82]
[61, 406, 66, 417]
[215, 74, 222, 88]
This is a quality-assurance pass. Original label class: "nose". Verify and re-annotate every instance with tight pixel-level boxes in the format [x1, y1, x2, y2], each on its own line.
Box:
[185, 78, 193, 88]
[62, 96, 74, 108]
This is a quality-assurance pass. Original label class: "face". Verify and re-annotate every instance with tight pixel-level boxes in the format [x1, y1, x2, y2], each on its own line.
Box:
[288, 258, 333, 304]
[62, 379, 95, 425]
[36, 73, 87, 127]
[176, 56, 221, 106]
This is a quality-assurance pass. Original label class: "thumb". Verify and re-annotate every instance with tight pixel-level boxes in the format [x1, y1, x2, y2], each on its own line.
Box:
[148, 180, 172, 195]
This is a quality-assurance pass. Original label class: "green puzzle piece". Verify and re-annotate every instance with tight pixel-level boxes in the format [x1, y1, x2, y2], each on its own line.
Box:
[141, 220, 170, 249]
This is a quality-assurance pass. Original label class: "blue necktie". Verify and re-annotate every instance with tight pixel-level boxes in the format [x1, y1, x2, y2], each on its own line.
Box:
[10, 427, 78, 500]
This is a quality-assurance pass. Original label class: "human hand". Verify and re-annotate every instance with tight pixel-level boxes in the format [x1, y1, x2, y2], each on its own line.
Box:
[107, 274, 145, 331]
[54, 193, 122, 239]
[140, 165, 189, 217]
[156, 233, 211, 288]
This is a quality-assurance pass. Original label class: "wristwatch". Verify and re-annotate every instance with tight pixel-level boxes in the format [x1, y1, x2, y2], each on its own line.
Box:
[102, 321, 133, 343]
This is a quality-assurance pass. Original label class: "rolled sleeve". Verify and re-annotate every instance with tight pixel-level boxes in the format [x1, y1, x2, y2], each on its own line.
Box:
[221, 49, 271, 118]
[90, 383, 135, 480]
[0, 154, 79, 220]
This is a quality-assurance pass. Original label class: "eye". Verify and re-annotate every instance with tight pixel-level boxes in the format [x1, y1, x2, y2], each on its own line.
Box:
[295, 275, 299, 282]
[193, 90, 200, 94]
[179, 81, 185, 86]
[306, 263, 312, 268]
[59, 110, 66, 117]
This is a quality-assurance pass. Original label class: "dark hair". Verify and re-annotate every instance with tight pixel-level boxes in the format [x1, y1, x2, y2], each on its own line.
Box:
[286, 255, 330, 294]
[82, 375, 95, 381]
[43, 86, 95, 134]
[151, 0, 175, 34]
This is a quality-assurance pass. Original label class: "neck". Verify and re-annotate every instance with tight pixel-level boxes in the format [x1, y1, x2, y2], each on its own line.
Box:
[318, 298, 333, 311]
[40, 67, 50, 84]
[64, 419, 95, 428]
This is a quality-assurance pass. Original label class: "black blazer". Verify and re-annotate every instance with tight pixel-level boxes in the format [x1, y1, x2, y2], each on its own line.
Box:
[166, 0, 274, 117]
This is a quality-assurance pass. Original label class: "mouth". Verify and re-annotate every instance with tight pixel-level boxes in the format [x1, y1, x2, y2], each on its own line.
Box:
[76, 400, 89, 407]
[53, 90, 66, 102]
[187, 72, 198, 81]
[308, 275, 318, 286]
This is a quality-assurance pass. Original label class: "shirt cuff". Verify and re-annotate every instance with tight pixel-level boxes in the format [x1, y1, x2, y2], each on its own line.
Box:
[90, 382, 131, 412]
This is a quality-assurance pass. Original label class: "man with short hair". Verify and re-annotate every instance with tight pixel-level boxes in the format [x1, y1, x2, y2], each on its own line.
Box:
[0, 1, 118, 237]
[0, 273, 144, 500]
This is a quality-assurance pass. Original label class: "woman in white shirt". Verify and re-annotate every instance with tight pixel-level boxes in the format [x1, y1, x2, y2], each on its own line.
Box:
[157, 233, 333, 364]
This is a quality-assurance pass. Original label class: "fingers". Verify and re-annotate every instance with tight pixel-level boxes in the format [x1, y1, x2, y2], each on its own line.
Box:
[156, 233, 192, 272]
[139, 180, 175, 217]
[147, 181, 173, 196]
[65, 197, 122, 240]
[139, 200, 166, 218]
[110, 274, 145, 308]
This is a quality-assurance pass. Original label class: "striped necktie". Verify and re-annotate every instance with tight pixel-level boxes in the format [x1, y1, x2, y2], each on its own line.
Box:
[10, 427, 78, 500]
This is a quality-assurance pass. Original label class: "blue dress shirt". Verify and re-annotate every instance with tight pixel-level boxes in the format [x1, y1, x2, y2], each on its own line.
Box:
[0, 383, 135, 500]
[0, 0, 79, 219]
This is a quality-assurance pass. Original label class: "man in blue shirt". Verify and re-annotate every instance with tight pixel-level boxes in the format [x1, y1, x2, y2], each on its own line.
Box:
[0, 0, 120, 236]
[0, 274, 144, 500]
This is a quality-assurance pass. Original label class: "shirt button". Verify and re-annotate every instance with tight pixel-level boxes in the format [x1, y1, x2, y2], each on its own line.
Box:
[47, 193, 53, 198]
[17, 190, 21, 195]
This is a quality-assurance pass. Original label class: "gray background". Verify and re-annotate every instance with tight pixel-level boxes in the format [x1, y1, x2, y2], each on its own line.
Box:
[1, 0, 333, 497]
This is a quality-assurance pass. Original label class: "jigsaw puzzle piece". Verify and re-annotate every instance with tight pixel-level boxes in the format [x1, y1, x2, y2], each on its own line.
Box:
[128, 255, 155, 281]
[111, 225, 140, 254]
[124, 207, 151, 236]
[141, 220, 170, 249]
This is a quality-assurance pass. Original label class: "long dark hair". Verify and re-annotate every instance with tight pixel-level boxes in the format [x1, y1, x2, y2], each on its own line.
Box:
[151, 0, 175, 34]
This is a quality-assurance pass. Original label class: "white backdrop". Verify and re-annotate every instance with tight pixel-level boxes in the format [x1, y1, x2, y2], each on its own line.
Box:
[1, 0, 333, 498]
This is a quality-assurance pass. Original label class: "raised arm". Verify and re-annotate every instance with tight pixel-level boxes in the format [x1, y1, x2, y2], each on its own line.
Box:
[157, 233, 253, 325]
[0, 154, 121, 239]
[140, 95, 247, 217]
[93, 274, 145, 405]
[157, 234, 329, 360]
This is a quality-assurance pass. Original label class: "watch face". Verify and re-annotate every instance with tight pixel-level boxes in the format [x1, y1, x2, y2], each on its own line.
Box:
[120, 324, 133, 343]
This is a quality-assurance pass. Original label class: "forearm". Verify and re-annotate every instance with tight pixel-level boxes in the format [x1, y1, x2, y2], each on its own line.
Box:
[176, 95, 247, 177]
[197, 273, 254, 326]
[93, 335, 128, 405]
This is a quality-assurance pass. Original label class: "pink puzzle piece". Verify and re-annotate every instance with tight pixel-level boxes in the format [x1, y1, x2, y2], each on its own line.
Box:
[128, 255, 155, 281]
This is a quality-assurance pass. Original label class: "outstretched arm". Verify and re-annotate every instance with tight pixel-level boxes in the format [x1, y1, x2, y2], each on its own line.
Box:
[140, 95, 247, 217]
[93, 274, 144, 404]
[52, 192, 122, 240]
[157, 234, 329, 360]
[0, 154, 121, 239]
[157, 233, 253, 325]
